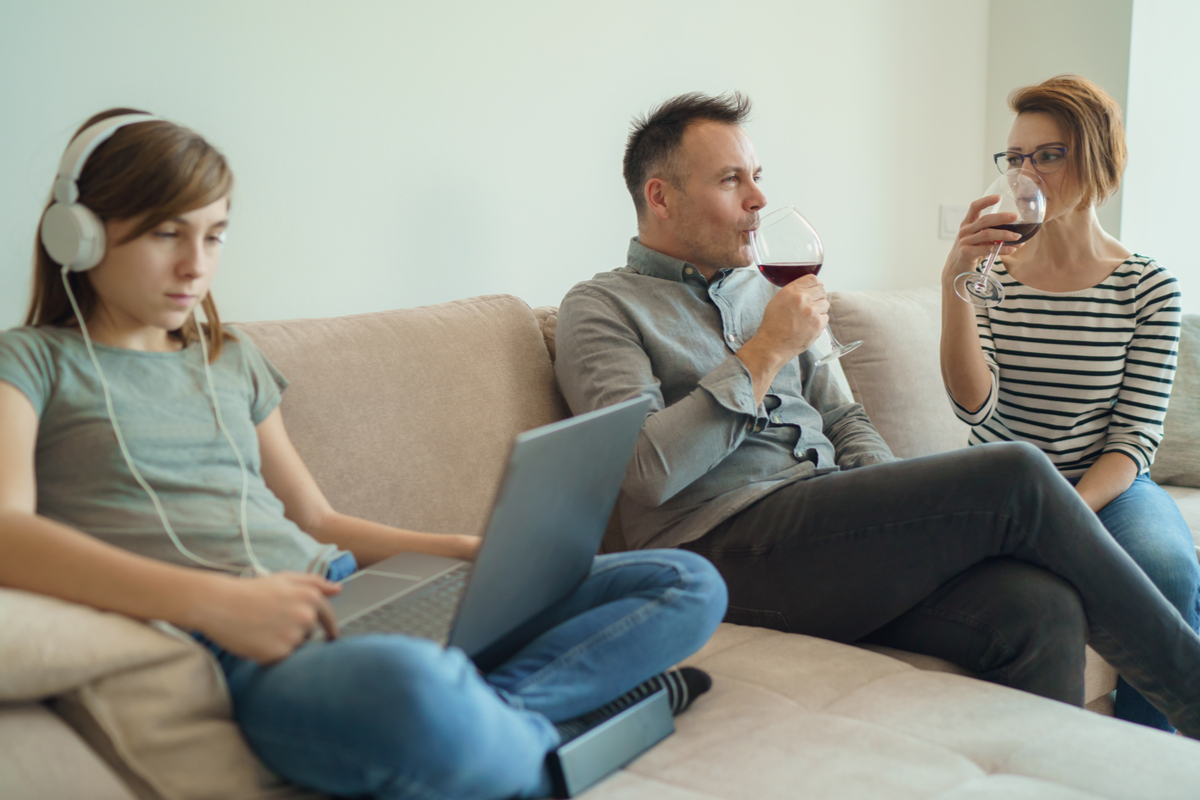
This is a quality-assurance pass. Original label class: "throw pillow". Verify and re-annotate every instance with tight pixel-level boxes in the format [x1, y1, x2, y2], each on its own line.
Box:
[0, 588, 321, 800]
[828, 287, 970, 458]
[1151, 315, 1200, 488]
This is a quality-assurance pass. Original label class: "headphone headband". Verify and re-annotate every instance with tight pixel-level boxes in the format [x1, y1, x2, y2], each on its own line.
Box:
[41, 112, 161, 271]
[52, 113, 159, 204]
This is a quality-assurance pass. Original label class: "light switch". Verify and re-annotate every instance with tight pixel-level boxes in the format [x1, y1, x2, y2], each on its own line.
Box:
[940, 205, 967, 239]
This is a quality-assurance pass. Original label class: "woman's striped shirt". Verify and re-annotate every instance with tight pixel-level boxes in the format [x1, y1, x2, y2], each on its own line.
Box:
[949, 255, 1182, 477]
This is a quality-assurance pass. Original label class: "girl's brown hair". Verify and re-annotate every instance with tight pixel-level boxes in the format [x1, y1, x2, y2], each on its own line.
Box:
[1008, 75, 1127, 211]
[26, 108, 235, 361]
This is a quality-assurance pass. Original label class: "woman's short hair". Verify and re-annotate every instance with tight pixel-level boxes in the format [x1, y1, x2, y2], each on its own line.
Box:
[26, 108, 235, 360]
[1008, 74, 1127, 210]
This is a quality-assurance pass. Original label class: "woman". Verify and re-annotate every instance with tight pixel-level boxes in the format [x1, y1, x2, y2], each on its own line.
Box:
[940, 75, 1198, 732]
[0, 108, 727, 799]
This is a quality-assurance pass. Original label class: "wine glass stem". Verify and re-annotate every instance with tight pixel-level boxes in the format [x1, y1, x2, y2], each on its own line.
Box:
[826, 325, 844, 349]
[977, 242, 1003, 287]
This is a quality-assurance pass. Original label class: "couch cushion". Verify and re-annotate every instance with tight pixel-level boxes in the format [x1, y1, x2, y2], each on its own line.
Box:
[582, 623, 1200, 800]
[1151, 315, 1200, 489]
[0, 702, 135, 800]
[829, 287, 969, 458]
[533, 305, 558, 363]
[0, 588, 318, 800]
[857, 642, 1117, 711]
[238, 295, 567, 537]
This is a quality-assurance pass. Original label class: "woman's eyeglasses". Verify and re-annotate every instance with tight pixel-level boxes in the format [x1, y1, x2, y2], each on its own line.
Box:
[993, 147, 1068, 175]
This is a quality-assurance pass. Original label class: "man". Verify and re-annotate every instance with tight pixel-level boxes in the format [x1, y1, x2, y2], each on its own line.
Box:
[554, 91, 1200, 734]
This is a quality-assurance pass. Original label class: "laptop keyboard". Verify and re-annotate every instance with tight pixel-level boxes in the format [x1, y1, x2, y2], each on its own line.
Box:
[339, 566, 470, 643]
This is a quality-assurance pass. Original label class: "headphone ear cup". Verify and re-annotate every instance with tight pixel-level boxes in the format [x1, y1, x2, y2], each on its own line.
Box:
[40, 202, 107, 271]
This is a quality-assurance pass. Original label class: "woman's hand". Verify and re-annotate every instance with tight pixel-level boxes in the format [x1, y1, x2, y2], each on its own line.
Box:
[941, 195, 1024, 284]
[189, 571, 341, 665]
[940, 197, 1008, 415]
[1074, 452, 1139, 513]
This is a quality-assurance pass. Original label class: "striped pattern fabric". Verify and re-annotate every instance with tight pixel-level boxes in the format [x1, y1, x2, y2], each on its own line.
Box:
[949, 256, 1181, 477]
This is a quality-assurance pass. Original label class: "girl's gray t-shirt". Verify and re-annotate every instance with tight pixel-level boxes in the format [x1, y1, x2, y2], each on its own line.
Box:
[0, 325, 344, 576]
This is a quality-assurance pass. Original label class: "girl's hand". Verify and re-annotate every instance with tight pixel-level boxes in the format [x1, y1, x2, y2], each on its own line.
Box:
[190, 571, 341, 664]
[942, 195, 1024, 283]
[449, 534, 482, 560]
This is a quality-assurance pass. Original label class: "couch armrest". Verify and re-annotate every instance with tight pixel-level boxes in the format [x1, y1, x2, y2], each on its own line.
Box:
[0, 702, 135, 800]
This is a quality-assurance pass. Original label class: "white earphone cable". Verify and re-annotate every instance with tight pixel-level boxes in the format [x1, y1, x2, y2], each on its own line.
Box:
[195, 311, 269, 576]
[61, 265, 267, 577]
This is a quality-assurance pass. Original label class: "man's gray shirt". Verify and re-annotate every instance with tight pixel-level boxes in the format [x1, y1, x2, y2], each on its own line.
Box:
[555, 238, 895, 550]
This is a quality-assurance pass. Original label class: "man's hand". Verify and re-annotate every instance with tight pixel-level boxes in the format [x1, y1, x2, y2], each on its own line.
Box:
[755, 275, 830, 358]
[187, 571, 341, 664]
[736, 275, 829, 403]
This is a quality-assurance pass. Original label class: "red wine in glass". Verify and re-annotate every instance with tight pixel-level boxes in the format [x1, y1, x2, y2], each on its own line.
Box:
[749, 206, 862, 366]
[757, 262, 822, 288]
[992, 222, 1041, 244]
[955, 170, 1046, 308]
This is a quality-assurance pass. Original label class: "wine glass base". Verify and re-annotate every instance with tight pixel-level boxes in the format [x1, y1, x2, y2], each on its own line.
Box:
[815, 339, 863, 367]
[954, 272, 1005, 308]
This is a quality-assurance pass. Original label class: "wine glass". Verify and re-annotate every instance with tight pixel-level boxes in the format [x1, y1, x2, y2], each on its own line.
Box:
[953, 170, 1046, 307]
[749, 206, 862, 367]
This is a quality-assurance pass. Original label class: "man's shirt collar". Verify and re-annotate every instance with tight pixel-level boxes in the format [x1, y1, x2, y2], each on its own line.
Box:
[626, 238, 715, 289]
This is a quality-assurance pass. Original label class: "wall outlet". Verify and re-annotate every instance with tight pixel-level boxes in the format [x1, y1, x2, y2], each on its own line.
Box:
[940, 205, 967, 239]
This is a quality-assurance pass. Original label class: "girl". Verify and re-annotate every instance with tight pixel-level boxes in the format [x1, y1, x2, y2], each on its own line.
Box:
[0, 108, 727, 799]
[940, 75, 1198, 732]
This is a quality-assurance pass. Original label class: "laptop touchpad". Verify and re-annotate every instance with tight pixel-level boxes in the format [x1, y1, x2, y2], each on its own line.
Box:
[331, 573, 421, 620]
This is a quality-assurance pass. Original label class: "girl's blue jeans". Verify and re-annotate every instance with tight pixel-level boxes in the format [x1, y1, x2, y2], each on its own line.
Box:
[203, 549, 727, 800]
[1086, 472, 1200, 731]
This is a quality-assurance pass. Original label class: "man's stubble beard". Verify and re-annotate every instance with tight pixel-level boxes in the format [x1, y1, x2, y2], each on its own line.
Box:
[676, 208, 757, 273]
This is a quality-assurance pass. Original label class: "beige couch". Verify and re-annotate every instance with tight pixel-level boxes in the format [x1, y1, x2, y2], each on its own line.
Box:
[2, 289, 1199, 800]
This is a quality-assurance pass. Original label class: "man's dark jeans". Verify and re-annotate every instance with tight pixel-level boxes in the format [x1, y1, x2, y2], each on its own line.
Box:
[682, 442, 1200, 734]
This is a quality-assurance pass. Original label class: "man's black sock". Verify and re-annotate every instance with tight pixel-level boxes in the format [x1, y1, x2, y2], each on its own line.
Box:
[554, 667, 712, 743]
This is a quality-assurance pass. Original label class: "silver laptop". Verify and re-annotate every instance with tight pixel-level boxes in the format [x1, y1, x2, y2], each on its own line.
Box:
[327, 396, 651, 667]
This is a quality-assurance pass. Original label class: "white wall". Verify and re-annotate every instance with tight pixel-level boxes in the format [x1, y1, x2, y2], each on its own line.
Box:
[984, 0, 1133, 237]
[1122, 0, 1200, 314]
[0, 0, 990, 330]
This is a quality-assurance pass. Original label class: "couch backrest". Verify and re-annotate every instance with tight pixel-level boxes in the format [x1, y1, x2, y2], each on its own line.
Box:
[829, 286, 970, 458]
[237, 295, 568, 536]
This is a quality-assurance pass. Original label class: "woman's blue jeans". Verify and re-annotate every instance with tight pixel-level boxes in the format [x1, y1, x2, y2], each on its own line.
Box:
[205, 549, 727, 800]
[1087, 473, 1200, 731]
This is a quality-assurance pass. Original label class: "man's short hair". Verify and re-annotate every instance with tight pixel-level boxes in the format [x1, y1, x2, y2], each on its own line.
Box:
[623, 92, 751, 219]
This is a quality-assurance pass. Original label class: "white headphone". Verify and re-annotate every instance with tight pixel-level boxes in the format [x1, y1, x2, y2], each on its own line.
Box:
[43, 112, 269, 577]
[39, 113, 159, 271]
